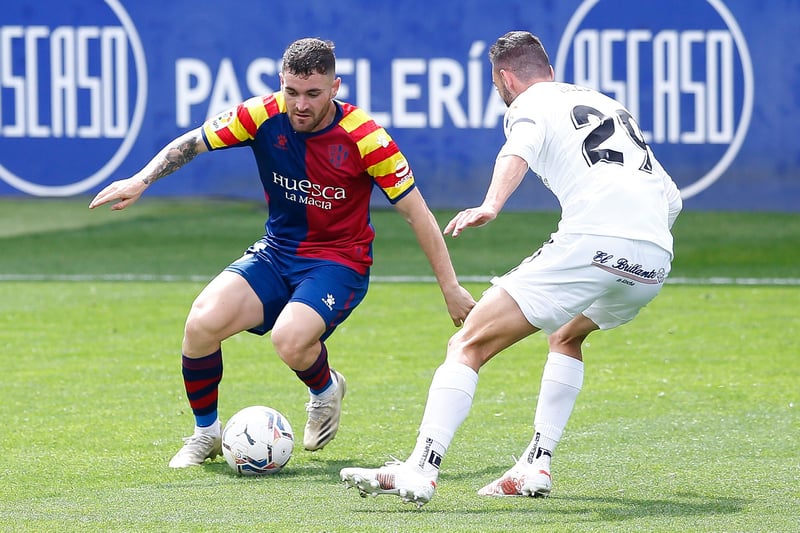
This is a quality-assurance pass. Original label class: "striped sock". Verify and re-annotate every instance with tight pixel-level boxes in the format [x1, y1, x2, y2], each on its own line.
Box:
[293, 343, 333, 395]
[182, 349, 223, 428]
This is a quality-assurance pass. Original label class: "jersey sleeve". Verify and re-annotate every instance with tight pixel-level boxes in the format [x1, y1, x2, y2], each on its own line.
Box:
[338, 105, 416, 203]
[497, 102, 545, 168]
[202, 93, 285, 150]
[651, 152, 683, 229]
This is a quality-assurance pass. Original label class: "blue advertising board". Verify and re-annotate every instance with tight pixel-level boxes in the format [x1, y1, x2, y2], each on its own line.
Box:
[0, 0, 797, 211]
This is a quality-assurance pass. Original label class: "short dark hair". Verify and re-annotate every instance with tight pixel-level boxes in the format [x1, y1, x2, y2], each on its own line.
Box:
[282, 38, 336, 77]
[488, 31, 551, 79]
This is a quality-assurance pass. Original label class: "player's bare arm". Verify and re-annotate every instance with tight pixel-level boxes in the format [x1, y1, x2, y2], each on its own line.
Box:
[444, 155, 528, 237]
[394, 189, 476, 326]
[89, 127, 208, 211]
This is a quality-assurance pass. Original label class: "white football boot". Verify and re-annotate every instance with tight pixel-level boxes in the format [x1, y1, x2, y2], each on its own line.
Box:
[168, 432, 222, 468]
[341, 459, 437, 509]
[477, 457, 552, 497]
[303, 370, 347, 451]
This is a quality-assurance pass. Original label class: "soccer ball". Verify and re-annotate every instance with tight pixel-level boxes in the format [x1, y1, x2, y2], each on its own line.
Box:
[221, 405, 294, 475]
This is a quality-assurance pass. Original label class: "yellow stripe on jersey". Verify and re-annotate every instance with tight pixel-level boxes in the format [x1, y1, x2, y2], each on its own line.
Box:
[373, 152, 415, 200]
[358, 129, 397, 171]
[365, 148, 404, 177]
[245, 97, 270, 129]
[337, 103, 415, 201]
[203, 94, 285, 149]
[338, 106, 372, 134]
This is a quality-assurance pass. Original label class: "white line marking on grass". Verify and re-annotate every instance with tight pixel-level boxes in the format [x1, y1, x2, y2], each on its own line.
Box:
[667, 277, 800, 286]
[372, 276, 800, 286]
[0, 274, 799, 286]
[0, 274, 213, 282]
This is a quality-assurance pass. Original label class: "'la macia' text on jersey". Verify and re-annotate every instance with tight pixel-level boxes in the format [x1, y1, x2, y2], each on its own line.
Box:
[202, 93, 415, 275]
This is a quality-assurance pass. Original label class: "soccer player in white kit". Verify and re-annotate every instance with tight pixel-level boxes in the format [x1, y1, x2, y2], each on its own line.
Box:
[340, 31, 683, 507]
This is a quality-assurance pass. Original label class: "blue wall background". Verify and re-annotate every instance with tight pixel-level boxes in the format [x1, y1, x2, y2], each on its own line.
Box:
[0, 0, 797, 211]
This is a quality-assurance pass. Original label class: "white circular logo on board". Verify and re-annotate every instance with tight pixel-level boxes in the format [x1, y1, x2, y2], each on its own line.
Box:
[554, 0, 753, 199]
[0, 0, 147, 196]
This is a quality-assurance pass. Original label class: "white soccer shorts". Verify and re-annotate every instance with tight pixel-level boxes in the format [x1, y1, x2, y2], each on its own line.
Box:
[491, 232, 672, 334]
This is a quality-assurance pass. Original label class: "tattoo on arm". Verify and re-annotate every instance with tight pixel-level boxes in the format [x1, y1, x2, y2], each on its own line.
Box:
[142, 137, 201, 185]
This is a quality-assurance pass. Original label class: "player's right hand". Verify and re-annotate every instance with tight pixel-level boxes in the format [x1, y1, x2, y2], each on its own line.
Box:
[443, 206, 498, 237]
[445, 284, 476, 327]
[88, 176, 148, 211]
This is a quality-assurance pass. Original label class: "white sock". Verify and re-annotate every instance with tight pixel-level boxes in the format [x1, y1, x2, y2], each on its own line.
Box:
[310, 371, 339, 402]
[520, 352, 583, 466]
[407, 362, 478, 477]
[195, 419, 221, 437]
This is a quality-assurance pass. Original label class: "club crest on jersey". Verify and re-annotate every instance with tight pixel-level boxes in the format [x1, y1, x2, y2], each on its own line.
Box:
[328, 144, 349, 168]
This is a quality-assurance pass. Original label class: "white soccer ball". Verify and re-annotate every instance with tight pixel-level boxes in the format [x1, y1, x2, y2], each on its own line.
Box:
[222, 405, 294, 475]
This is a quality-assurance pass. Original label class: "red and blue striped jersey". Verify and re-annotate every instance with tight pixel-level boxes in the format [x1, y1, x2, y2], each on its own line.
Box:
[202, 93, 416, 275]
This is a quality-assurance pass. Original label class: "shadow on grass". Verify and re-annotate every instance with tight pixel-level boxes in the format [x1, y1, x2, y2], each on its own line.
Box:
[345, 492, 747, 522]
[543, 492, 745, 520]
[190, 457, 747, 526]
[197, 453, 359, 481]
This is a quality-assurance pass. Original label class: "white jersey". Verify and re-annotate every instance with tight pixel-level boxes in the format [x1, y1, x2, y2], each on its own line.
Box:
[498, 82, 682, 256]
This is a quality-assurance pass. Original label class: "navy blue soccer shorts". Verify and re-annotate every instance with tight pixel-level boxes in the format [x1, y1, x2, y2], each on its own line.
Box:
[224, 240, 369, 341]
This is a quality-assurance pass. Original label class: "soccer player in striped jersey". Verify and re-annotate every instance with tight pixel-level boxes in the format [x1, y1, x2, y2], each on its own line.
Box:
[89, 38, 475, 468]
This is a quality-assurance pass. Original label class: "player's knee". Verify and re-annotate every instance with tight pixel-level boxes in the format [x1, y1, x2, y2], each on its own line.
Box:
[548, 315, 599, 353]
[270, 325, 316, 367]
[181, 317, 223, 358]
[183, 313, 210, 344]
[183, 299, 224, 343]
[547, 329, 587, 355]
[446, 330, 490, 368]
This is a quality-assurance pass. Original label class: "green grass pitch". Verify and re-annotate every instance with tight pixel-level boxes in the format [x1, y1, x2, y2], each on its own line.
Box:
[0, 199, 798, 532]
